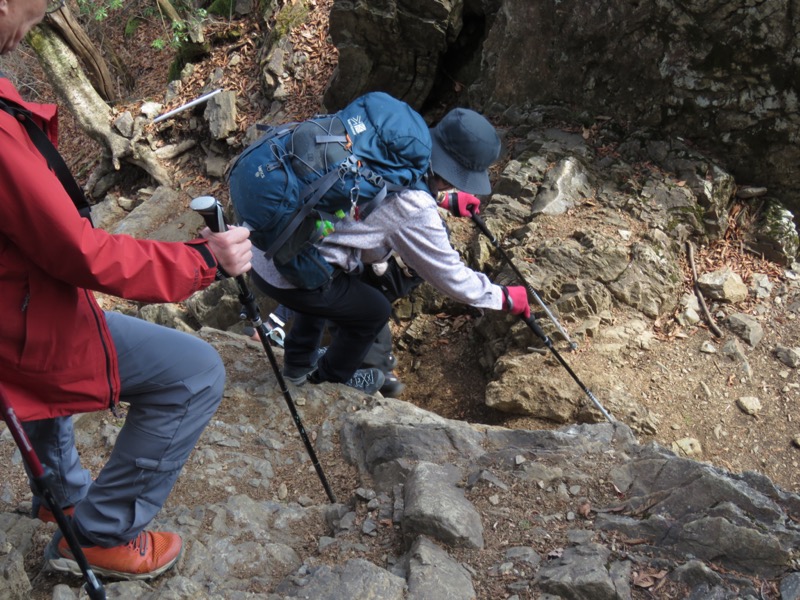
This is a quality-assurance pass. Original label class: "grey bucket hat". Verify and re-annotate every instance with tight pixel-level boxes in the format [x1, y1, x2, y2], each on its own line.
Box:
[429, 108, 501, 195]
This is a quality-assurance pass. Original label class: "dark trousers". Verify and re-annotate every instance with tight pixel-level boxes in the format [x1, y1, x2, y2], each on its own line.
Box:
[360, 322, 393, 372]
[250, 271, 391, 382]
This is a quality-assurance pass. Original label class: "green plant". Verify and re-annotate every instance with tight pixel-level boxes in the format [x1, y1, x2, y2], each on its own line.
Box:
[76, 0, 123, 21]
[151, 8, 208, 51]
[124, 17, 142, 37]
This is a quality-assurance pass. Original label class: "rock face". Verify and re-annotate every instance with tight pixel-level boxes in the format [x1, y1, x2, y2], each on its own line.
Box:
[326, 0, 800, 215]
[91, 110, 799, 427]
[5, 385, 800, 599]
[5, 129, 800, 598]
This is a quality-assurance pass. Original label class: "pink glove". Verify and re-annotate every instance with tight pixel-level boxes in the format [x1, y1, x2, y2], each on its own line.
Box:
[437, 191, 481, 217]
[502, 286, 531, 319]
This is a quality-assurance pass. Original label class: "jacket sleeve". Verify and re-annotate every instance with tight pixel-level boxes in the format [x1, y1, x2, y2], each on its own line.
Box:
[387, 199, 504, 310]
[0, 126, 218, 303]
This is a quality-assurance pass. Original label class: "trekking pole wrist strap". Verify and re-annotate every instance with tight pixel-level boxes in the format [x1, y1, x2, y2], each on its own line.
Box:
[502, 286, 513, 311]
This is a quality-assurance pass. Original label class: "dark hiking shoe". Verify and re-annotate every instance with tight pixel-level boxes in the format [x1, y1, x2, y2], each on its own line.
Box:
[345, 368, 385, 394]
[308, 368, 385, 395]
[380, 372, 405, 398]
[282, 347, 328, 385]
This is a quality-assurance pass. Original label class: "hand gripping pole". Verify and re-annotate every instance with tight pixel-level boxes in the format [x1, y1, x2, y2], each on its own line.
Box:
[191, 196, 337, 503]
[470, 210, 578, 351]
[0, 386, 106, 600]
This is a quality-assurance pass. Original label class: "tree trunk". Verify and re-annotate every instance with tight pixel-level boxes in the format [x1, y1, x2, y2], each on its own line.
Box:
[27, 23, 173, 191]
[157, 0, 183, 24]
[44, 4, 117, 102]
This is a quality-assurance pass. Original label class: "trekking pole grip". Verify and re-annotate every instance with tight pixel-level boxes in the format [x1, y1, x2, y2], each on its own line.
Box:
[190, 195, 227, 233]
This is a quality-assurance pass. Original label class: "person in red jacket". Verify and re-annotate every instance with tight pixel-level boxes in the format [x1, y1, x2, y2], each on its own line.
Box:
[0, 0, 253, 581]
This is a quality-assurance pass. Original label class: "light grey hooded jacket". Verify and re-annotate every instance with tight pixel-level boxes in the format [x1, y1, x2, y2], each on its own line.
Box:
[251, 188, 505, 311]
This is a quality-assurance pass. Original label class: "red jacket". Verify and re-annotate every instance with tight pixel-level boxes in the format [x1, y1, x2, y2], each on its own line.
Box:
[0, 78, 219, 421]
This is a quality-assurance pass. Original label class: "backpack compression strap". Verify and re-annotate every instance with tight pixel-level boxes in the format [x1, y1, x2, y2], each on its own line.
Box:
[299, 127, 403, 220]
[262, 167, 341, 260]
[259, 124, 414, 259]
[0, 94, 93, 225]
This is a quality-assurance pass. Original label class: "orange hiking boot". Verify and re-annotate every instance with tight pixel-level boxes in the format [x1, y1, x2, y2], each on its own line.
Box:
[46, 529, 183, 580]
[33, 505, 74, 523]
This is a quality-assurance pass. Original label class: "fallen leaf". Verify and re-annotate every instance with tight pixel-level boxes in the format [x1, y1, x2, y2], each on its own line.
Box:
[633, 569, 668, 588]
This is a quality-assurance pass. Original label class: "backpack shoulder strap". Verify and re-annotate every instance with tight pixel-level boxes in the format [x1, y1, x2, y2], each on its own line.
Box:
[0, 95, 93, 225]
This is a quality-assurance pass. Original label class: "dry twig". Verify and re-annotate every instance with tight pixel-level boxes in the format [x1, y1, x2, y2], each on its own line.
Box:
[686, 241, 724, 338]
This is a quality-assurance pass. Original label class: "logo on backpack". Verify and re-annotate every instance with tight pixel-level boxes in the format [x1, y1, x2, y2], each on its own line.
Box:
[347, 115, 367, 135]
[228, 92, 432, 290]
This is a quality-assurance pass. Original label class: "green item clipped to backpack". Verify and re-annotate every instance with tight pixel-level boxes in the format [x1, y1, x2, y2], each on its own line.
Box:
[228, 92, 432, 290]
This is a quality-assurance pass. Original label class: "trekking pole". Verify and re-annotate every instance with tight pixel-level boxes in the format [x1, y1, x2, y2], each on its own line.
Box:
[521, 315, 615, 423]
[470, 210, 578, 350]
[190, 196, 337, 504]
[0, 387, 106, 600]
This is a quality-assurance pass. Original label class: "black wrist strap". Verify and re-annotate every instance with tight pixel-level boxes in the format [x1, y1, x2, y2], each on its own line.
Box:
[191, 242, 227, 280]
[0, 95, 93, 225]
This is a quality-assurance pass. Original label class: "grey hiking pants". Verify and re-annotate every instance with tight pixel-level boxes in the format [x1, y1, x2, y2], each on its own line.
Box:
[22, 311, 224, 547]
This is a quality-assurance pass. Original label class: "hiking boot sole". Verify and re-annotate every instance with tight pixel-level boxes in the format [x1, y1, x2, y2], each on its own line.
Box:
[44, 536, 182, 581]
[46, 548, 181, 581]
[46, 552, 179, 581]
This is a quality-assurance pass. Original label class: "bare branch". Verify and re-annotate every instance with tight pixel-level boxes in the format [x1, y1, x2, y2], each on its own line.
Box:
[27, 23, 173, 189]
